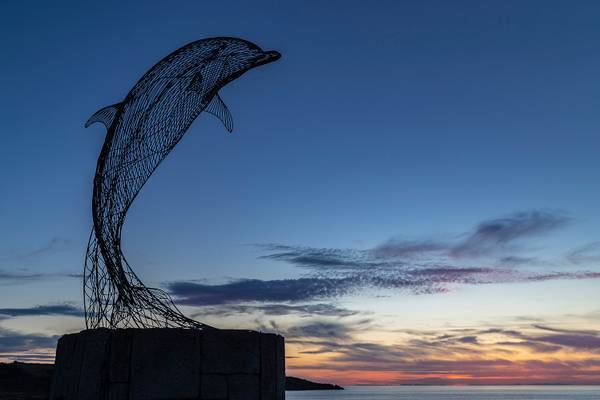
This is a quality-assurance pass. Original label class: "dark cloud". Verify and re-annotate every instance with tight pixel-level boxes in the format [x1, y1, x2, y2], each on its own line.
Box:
[487, 325, 600, 352]
[479, 327, 525, 337]
[523, 271, 600, 282]
[254, 303, 360, 317]
[495, 340, 563, 353]
[169, 268, 600, 305]
[372, 240, 446, 259]
[280, 318, 373, 342]
[0, 271, 45, 284]
[165, 210, 595, 310]
[497, 256, 542, 266]
[535, 334, 600, 350]
[0, 304, 83, 318]
[259, 245, 383, 270]
[167, 278, 359, 305]
[0, 327, 58, 353]
[259, 212, 576, 274]
[531, 324, 598, 335]
[524, 325, 600, 350]
[371, 210, 570, 260]
[456, 335, 478, 344]
[0, 270, 83, 285]
[191, 303, 360, 318]
[450, 210, 570, 258]
[475, 324, 600, 353]
[168, 268, 489, 305]
[287, 321, 355, 340]
[237, 210, 599, 301]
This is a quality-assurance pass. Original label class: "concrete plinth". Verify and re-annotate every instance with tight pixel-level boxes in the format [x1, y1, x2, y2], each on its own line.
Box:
[50, 328, 285, 400]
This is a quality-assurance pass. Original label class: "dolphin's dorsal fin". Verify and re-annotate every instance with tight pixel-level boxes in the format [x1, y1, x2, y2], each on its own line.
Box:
[205, 93, 233, 132]
[85, 103, 121, 129]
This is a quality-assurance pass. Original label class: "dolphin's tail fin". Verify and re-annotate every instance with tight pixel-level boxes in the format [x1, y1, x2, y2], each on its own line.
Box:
[83, 230, 213, 329]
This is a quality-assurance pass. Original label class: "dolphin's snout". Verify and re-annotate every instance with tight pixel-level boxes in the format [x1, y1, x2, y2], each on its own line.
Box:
[265, 50, 282, 60]
[255, 50, 281, 65]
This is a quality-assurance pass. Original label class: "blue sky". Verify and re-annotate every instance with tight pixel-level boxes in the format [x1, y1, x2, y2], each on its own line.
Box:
[1, 1, 600, 384]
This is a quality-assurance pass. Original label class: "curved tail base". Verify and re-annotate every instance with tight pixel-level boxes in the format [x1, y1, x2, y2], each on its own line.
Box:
[84, 233, 213, 330]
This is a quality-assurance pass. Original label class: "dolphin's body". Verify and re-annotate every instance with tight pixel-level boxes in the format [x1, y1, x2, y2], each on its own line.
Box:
[84, 38, 280, 329]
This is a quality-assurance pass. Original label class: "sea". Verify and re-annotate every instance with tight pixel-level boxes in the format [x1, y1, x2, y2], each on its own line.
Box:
[286, 386, 600, 400]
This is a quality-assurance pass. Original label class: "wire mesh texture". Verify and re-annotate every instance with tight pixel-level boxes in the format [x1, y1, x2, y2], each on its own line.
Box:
[83, 37, 280, 329]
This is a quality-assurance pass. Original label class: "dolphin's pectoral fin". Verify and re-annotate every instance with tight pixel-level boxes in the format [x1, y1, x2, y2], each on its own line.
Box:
[85, 103, 121, 129]
[205, 93, 233, 133]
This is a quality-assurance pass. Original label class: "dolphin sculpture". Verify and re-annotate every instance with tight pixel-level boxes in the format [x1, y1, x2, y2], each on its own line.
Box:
[84, 37, 280, 329]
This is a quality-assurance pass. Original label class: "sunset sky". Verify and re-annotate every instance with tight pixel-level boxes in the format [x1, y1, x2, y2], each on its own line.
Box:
[1, 1, 600, 385]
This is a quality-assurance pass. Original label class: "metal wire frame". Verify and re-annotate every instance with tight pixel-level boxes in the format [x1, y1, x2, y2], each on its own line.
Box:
[83, 37, 281, 329]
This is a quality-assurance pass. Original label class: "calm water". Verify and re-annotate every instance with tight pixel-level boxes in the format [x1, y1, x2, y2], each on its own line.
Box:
[286, 386, 600, 400]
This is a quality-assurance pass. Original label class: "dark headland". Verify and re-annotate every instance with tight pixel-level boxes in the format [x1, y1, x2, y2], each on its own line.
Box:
[285, 376, 344, 391]
[0, 362, 343, 398]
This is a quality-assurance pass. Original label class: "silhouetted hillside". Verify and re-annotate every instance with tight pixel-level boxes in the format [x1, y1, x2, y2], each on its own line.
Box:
[285, 376, 344, 390]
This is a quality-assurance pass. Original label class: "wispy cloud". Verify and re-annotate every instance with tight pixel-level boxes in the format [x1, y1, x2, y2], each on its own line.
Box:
[450, 210, 570, 258]
[289, 323, 600, 360]
[168, 267, 600, 305]
[0, 237, 79, 286]
[2, 237, 72, 261]
[0, 270, 81, 285]
[0, 304, 83, 318]
[191, 303, 360, 318]
[239, 210, 598, 300]
[260, 318, 374, 342]
[260, 245, 382, 270]
[167, 278, 358, 305]
[166, 210, 598, 317]
[372, 240, 446, 259]
[285, 322, 600, 385]
[287, 321, 359, 340]
[373, 210, 570, 260]
[0, 271, 46, 283]
[567, 241, 600, 265]
[260, 211, 574, 271]
[163, 210, 600, 385]
[22, 237, 71, 259]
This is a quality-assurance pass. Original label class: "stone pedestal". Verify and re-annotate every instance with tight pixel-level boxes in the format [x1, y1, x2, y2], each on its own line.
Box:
[50, 328, 285, 400]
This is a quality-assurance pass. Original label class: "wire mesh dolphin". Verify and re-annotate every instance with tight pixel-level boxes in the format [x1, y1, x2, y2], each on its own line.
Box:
[83, 37, 281, 329]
